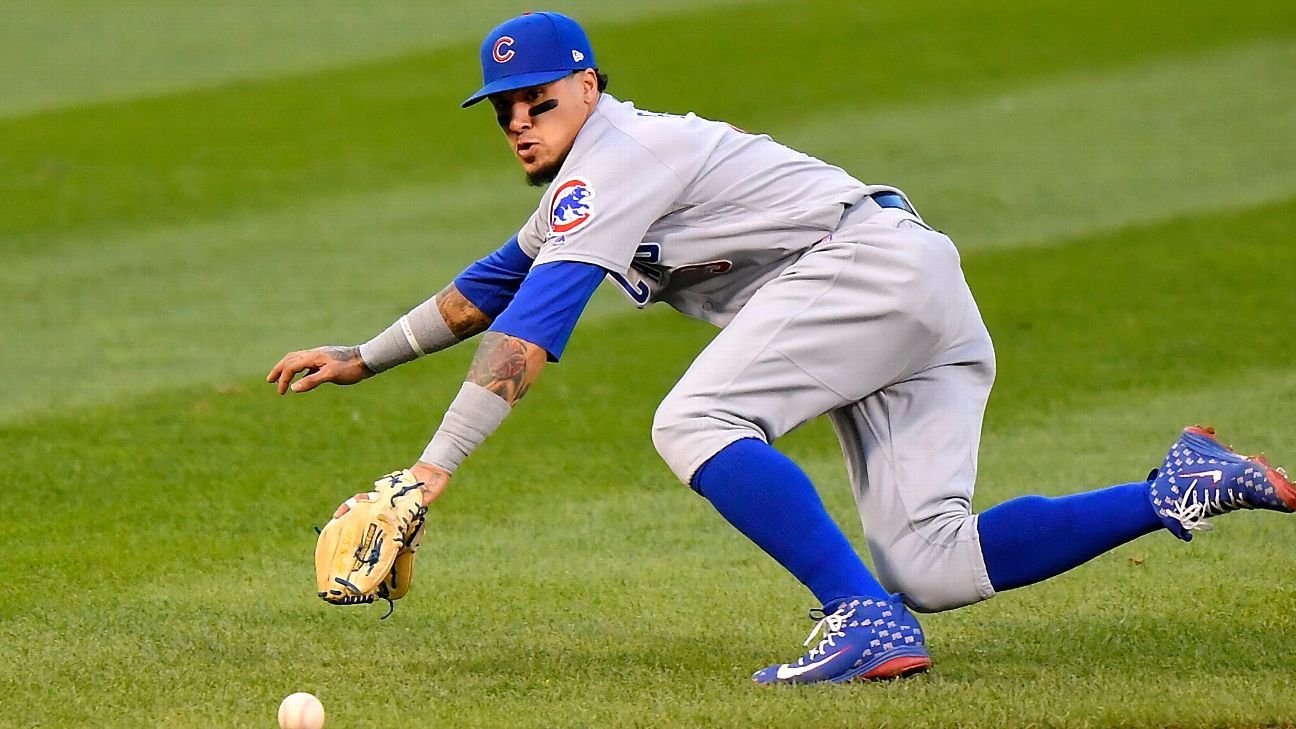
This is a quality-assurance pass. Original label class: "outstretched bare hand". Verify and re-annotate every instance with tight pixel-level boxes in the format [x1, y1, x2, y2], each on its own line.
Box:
[266, 345, 374, 395]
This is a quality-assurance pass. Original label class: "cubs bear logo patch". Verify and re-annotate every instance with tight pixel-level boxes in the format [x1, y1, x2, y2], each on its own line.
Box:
[550, 179, 595, 234]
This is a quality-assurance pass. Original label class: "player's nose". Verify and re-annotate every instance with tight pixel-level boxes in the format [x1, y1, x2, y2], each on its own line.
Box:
[505, 103, 533, 135]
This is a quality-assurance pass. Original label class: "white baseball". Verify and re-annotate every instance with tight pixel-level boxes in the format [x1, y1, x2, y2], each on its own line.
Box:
[278, 692, 325, 729]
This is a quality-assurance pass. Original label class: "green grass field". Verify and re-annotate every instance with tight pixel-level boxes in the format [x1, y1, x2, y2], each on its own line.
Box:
[3, 1, 1295, 726]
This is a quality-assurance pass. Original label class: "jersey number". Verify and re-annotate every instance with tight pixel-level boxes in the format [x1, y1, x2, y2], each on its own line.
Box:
[607, 244, 661, 304]
[607, 245, 736, 304]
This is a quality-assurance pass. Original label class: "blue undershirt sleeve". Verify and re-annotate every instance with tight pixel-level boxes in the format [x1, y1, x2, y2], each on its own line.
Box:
[452, 235, 535, 319]
[488, 261, 606, 362]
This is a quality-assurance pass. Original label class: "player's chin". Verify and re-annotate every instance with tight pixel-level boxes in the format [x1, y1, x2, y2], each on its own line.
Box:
[524, 158, 562, 187]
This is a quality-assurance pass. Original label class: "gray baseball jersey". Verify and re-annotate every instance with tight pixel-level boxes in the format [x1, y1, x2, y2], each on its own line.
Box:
[515, 93, 906, 326]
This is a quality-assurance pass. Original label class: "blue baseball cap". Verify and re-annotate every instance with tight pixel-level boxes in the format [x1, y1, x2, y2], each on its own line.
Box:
[461, 12, 597, 108]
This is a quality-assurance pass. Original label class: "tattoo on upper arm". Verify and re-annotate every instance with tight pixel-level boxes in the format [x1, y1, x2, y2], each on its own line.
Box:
[437, 284, 492, 340]
[467, 333, 545, 404]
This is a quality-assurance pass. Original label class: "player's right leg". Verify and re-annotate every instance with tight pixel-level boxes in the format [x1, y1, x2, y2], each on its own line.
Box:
[651, 211, 971, 683]
[651, 324, 928, 684]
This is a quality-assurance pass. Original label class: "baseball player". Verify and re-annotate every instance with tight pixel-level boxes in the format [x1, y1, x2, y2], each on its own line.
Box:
[268, 12, 1295, 684]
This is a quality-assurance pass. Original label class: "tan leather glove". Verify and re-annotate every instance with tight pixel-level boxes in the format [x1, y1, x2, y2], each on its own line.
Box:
[314, 470, 427, 616]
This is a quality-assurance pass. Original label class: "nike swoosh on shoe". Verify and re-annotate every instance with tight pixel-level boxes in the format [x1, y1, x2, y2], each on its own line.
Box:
[774, 647, 850, 681]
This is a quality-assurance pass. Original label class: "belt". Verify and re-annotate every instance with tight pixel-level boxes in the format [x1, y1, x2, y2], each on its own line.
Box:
[869, 191, 915, 214]
[837, 190, 919, 230]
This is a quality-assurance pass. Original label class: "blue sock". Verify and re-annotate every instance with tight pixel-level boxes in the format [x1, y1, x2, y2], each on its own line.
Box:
[691, 438, 887, 606]
[978, 481, 1162, 591]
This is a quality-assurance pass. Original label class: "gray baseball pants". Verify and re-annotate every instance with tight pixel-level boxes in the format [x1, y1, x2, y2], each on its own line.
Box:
[651, 206, 997, 612]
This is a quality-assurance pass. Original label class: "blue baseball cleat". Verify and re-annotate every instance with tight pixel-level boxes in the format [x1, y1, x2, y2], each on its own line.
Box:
[752, 594, 931, 685]
[1149, 426, 1296, 541]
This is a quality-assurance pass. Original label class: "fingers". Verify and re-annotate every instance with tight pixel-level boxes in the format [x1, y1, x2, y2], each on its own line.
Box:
[266, 356, 286, 384]
[290, 369, 328, 394]
[270, 349, 352, 394]
[333, 498, 351, 519]
[333, 491, 374, 519]
[270, 351, 306, 394]
[276, 363, 297, 395]
[272, 351, 321, 395]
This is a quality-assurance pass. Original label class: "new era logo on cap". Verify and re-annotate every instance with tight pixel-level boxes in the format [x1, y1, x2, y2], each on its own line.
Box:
[572, 49, 584, 62]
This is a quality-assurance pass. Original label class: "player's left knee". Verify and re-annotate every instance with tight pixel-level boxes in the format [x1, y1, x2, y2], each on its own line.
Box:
[650, 400, 693, 481]
[651, 398, 765, 486]
[873, 511, 994, 613]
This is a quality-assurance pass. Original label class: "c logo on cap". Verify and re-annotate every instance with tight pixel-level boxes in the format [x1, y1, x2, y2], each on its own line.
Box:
[492, 36, 515, 63]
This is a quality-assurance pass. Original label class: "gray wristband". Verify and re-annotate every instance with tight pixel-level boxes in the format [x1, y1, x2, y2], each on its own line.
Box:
[358, 296, 458, 374]
[420, 382, 511, 474]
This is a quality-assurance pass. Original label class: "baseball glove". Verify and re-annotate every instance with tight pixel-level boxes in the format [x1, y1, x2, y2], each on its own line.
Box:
[314, 469, 428, 617]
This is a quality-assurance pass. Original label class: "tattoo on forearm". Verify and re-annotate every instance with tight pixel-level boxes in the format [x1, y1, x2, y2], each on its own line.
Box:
[467, 333, 543, 404]
[438, 284, 492, 340]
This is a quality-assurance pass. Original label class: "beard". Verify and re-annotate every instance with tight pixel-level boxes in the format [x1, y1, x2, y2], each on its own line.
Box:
[525, 147, 573, 187]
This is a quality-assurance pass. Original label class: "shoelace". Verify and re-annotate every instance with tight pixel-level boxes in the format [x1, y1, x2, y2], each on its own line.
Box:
[1164, 478, 1254, 534]
[802, 605, 856, 660]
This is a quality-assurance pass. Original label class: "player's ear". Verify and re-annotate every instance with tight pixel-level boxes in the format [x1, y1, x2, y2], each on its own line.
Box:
[580, 69, 599, 103]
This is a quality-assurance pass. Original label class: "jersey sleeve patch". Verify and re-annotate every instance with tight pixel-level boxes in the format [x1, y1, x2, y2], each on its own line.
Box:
[549, 178, 595, 236]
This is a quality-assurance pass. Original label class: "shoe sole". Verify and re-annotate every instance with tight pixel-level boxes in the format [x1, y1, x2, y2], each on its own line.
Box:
[1187, 426, 1296, 510]
[830, 653, 932, 684]
[851, 655, 932, 681]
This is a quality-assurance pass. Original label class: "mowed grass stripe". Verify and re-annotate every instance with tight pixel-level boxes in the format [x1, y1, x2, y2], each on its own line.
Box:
[3, 0, 1291, 243]
[784, 39, 1296, 249]
[1, 169, 1293, 432]
[0, 180, 540, 420]
[0, 0, 760, 119]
